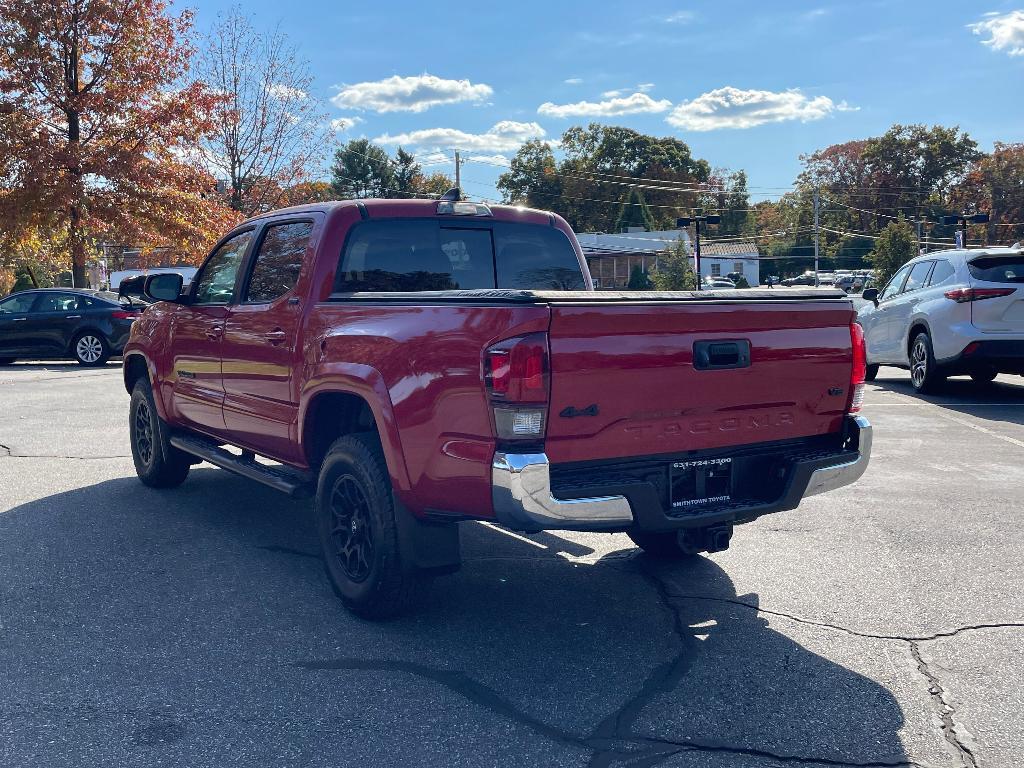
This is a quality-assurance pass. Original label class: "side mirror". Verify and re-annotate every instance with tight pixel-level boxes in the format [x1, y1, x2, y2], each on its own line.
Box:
[861, 287, 879, 306]
[144, 273, 185, 303]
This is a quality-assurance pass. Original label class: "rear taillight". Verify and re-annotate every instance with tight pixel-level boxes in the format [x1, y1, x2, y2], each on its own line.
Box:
[484, 333, 549, 442]
[110, 310, 139, 320]
[944, 287, 1016, 303]
[848, 322, 866, 414]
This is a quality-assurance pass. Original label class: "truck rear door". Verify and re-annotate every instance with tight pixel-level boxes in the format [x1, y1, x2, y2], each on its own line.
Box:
[544, 296, 856, 464]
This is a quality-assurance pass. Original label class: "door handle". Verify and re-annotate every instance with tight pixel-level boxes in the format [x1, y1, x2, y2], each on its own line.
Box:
[67, 315, 81, 319]
[264, 329, 287, 345]
[12, 317, 26, 322]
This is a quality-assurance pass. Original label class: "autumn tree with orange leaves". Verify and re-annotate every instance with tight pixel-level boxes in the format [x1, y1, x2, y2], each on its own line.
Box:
[0, 0, 239, 287]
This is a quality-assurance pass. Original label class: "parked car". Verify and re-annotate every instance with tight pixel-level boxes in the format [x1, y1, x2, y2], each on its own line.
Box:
[833, 275, 864, 293]
[122, 195, 871, 618]
[782, 274, 816, 286]
[857, 245, 1024, 392]
[703, 276, 737, 290]
[0, 288, 142, 366]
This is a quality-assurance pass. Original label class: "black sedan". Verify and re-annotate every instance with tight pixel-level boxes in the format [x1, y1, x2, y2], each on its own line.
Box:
[0, 289, 142, 366]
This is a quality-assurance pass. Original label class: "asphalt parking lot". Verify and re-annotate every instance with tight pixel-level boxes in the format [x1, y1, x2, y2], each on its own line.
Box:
[2, 363, 1023, 768]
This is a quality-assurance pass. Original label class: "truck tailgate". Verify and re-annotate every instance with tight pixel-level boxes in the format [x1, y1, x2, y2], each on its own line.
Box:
[545, 298, 856, 463]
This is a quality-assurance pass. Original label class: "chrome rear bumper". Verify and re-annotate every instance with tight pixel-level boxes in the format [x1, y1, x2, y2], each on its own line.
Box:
[803, 415, 872, 497]
[491, 452, 633, 531]
[490, 415, 872, 532]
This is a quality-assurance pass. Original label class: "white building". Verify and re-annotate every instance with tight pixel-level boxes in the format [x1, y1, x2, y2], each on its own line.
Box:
[696, 241, 761, 286]
[575, 228, 760, 288]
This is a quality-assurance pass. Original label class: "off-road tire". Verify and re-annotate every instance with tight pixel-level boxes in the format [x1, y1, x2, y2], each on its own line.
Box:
[129, 379, 190, 488]
[865, 364, 879, 382]
[909, 331, 945, 394]
[316, 433, 430, 619]
[627, 531, 699, 560]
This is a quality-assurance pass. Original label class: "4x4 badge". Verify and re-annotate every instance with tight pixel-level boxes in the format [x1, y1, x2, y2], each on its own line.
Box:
[559, 404, 599, 418]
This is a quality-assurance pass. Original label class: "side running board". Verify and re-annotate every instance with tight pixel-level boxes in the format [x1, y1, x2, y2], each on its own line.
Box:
[169, 435, 314, 498]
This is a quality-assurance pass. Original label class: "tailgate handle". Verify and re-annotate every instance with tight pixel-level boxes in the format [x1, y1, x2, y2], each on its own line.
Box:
[693, 340, 751, 370]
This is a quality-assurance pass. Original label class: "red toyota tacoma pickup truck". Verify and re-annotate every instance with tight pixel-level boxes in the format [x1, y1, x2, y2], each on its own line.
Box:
[122, 194, 871, 618]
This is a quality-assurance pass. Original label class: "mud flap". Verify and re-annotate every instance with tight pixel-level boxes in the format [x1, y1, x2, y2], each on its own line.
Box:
[394, 498, 462, 575]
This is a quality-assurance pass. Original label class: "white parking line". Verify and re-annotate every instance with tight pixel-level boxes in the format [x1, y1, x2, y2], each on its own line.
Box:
[930, 412, 1024, 450]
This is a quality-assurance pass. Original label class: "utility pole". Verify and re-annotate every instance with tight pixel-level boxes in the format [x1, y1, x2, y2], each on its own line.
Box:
[677, 214, 720, 287]
[943, 212, 990, 249]
[454, 150, 461, 194]
[813, 188, 820, 288]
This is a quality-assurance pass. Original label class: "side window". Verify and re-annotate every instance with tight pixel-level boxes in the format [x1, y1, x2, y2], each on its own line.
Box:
[0, 294, 38, 313]
[879, 265, 911, 301]
[494, 223, 586, 290]
[193, 231, 253, 305]
[927, 259, 956, 288]
[903, 261, 934, 294]
[244, 221, 313, 303]
[35, 293, 81, 312]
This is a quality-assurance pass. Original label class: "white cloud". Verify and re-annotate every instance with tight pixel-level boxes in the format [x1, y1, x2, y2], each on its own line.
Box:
[330, 116, 363, 132]
[664, 10, 695, 23]
[467, 154, 509, 166]
[538, 92, 672, 119]
[331, 74, 493, 113]
[415, 151, 452, 166]
[601, 89, 623, 98]
[637, 82, 655, 92]
[564, 77, 584, 85]
[268, 83, 307, 100]
[665, 86, 851, 131]
[374, 121, 545, 152]
[968, 10, 1024, 56]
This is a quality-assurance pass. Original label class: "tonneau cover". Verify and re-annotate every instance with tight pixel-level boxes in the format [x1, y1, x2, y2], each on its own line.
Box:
[329, 288, 849, 304]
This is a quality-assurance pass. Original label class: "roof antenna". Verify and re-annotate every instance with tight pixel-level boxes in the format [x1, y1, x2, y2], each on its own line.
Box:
[440, 187, 462, 202]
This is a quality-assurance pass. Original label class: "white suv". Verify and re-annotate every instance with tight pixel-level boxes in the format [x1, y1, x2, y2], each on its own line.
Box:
[857, 245, 1024, 392]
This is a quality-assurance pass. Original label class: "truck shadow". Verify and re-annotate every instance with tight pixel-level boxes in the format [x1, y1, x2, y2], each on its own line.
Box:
[0, 469, 911, 767]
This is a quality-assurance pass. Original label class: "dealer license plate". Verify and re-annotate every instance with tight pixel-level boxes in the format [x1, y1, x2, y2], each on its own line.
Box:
[670, 457, 733, 510]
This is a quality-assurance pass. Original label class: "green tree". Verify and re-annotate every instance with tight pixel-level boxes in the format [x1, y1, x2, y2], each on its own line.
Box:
[651, 238, 697, 291]
[330, 139, 395, 198]
[392, 147, 422, 198]
[705, 169, 752, 236]
[498, 124, 712, 232]
[614, 188, 655, 232]
[496, 140, 561, 209]
[627, 264, 651, 289]
[414, 171, 455, 197]
[869, 216, 916, 286]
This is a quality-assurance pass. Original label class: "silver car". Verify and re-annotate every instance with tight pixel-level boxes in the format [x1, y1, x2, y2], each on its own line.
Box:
[857, 246, 1024, 392]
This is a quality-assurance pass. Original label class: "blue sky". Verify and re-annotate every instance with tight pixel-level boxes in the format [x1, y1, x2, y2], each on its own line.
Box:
[186, 0, 1024, 201]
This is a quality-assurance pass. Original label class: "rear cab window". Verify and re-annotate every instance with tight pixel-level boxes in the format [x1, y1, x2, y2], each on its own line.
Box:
[968, 256, 1024, 283]
[334, 218, 585, 292]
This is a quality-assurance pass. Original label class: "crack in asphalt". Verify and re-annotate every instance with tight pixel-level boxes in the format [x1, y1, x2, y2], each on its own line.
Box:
[256, 544, 322, 560]
[664, 591, 1024, 643]
[0, 452, 130, 459]
[910, 642, 978, 768]
[0, 443, 10, 456]
[296, 560, 937, 768]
